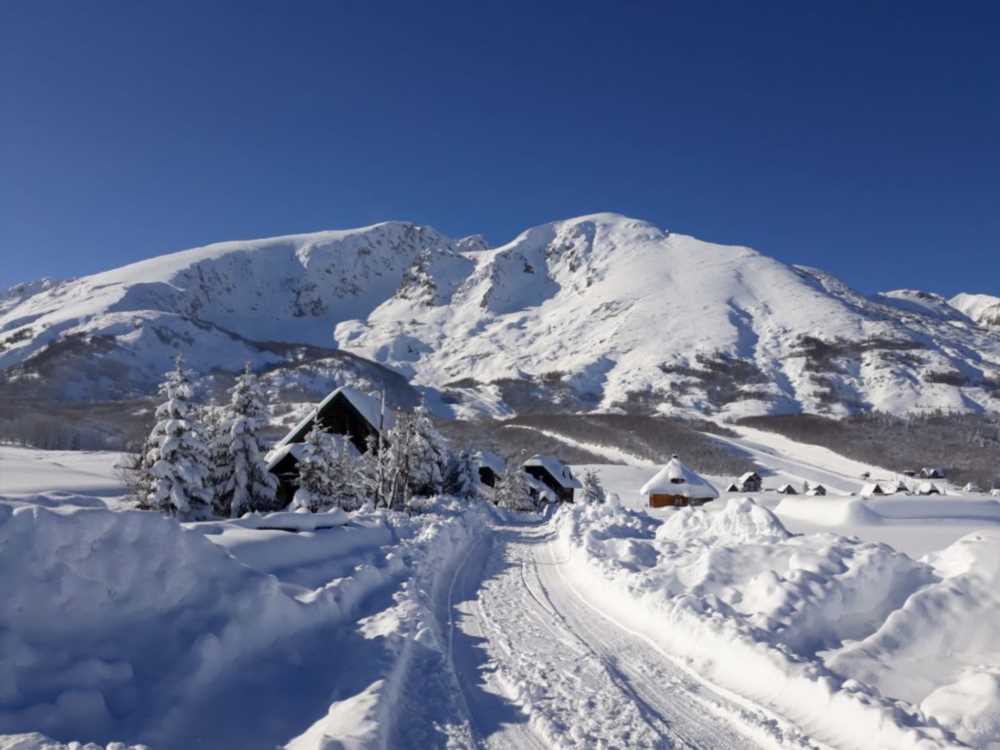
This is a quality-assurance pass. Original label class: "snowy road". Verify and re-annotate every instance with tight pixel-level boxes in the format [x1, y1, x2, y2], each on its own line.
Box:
[447, 515, 807, 750]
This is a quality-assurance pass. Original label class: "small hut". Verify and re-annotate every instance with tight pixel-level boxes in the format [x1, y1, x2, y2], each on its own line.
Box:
[920, 467, 945, 479]
[640, 456, 718, 508]
[736, 471, 762, 492]
[726, 482, 740, 492]
[806, 483, 827, 496]
[523, 455, 581, 502]
[884, 480, 911, 495]
[861, 482, 887, 497]
[916, 481, 941, 496]
[776, 483, 798, 495]
[475, 450, 505, 488]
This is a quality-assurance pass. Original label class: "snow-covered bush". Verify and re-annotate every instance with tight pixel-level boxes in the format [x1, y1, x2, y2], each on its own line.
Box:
[214, 365, 278, 517]
[140, 357, 214, 520]
[291, 424, 339, 512]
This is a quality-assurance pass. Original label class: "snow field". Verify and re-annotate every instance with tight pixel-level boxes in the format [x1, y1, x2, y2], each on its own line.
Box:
[554, 499, 971, 749]
[0, 497, 489, 749]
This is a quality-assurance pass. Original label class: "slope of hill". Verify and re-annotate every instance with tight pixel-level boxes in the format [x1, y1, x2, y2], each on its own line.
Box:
[951, 292, 1000, 330]
[2, 213, 998, 418]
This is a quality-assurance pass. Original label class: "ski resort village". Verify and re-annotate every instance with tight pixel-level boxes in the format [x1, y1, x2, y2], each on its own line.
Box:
[4, 5, 1000, 748]
[1, 214, 1000, 750]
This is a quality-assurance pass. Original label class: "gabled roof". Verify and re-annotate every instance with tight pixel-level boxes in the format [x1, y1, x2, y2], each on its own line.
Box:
[475, 450, 506, 476]
[861, 482, 886, 496]
[916, 481, 941, 495]
[776, 483, 798, 494]
[739, 471, 762, 483]
[276, 385, 395, 449]
[523, 454, 582, 489]
[640, 456, 718, 499]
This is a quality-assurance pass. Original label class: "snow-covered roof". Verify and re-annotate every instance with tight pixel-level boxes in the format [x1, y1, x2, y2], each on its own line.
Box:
[523, 454, 582, 489]
[885, 480, 910, 494]
[739, 472, 761, 482]
[640, 457, 718, 499]
[475, 450, 505, 475]
[861, 482, 886, 497]
[776, 484, 798, 494]
[917, 481, 941, 495]
[276, 385, 395, 449]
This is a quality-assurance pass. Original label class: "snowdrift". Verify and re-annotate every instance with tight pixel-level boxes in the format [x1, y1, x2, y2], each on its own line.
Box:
[556, 498, 966, 749]
[0, 500, 487, 749]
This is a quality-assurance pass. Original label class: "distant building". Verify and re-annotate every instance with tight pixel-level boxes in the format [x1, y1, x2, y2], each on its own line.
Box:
[884, 480, 911, 495]
[523, 455, 581, 502]
[776, 483, 798, 495]
[806, 483, 827, 496]
[736, 471, 762, 493]
[475, 450, 505, 488]
[920, 467, 945, 479]
[861, 482, 887, 497]
[916, 481, 941, 496]
[640, 455, 718, 508]
[267, 386, 393, 504]
[726, 482, 740, 492]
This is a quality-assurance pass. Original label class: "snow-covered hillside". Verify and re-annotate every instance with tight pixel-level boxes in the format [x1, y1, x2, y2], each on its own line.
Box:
[2, 214, 998, 417]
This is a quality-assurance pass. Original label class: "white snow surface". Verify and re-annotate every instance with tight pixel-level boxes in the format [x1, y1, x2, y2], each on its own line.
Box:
[3, 213, 1000, 415]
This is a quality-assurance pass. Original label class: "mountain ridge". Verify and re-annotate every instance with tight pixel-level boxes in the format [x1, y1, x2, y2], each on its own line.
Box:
[2, 213, 998, 419]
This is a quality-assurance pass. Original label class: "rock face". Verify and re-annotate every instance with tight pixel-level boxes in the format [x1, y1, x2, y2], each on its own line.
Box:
[2, 213, 998, 417]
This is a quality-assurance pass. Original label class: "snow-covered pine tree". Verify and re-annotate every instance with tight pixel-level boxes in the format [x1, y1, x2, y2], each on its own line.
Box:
[145, 356, 215, 520]
[329, 438, 365, 511]
[581, 469, 607, 504]
[220, 364, 278, 517]
[291, 423, 338, 512]
[444, 449, 480, 500]
[383, 411, 415, 511]
[200, 403, 232, 516]
[494, 463, 536, 512]
[407, 404, 450, 497]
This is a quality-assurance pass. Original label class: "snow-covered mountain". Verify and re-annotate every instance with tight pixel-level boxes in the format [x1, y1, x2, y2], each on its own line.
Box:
[2, 213, 998, 418]
[950, 292, 1000, 330]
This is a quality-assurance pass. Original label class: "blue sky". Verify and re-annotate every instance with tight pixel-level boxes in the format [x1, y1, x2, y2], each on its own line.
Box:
[2, 1, 998, 296]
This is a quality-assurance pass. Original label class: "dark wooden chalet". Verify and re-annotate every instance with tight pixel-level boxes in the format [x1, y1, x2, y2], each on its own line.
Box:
[523, 455, 581, 502]
[267, 386, 392, 503]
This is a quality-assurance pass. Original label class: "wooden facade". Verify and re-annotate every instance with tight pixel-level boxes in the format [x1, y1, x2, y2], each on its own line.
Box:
[524, 464, 575, 502]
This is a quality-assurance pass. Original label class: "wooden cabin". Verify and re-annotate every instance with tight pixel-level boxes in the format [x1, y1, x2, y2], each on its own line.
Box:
[776, 483, 798, 495]
[861, 482, 887, 497]
[640, 455, 718, 508]
[916, 481, 941, 496]
[726, 482, 740, 492]
[266, 386, 393, 504]
[475, 450, 505, 488]
[522, 455, 581, 502]
[806, 483, 827, 496]
[921, 467, 945, 479]
[736, 471, 763, 492]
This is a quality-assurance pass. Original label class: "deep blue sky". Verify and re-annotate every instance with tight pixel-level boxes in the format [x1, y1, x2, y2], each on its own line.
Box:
[2, 1, 998, 296]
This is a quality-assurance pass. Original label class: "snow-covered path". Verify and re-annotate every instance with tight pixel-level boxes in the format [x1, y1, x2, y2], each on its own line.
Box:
[447, 515, 800, 750]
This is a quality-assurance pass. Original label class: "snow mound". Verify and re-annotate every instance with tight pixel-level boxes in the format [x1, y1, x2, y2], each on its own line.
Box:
[657, 496, 791, 545]
[828, 528, 1000, 747]
[775, 497, 885, 527]
[921, 668, 1000, 748]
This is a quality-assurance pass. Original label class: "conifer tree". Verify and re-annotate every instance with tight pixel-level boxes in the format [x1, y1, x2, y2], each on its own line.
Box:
[444, 449, 480, 500]
[219, 364, 278, 517]
[145, 355, 214, 519]
[407, 405, 450, 497]
[581, 469, 607, 504]
[494, 463, 536, 511]
[291, 423, 338, 512]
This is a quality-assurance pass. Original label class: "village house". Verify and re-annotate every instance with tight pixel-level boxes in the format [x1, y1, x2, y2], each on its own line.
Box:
[475, 450, 505, 489]
[916, 481, 941, 496]
[266, 386, 393, 504]
[776, 483, 798, 495]
[861, 482, 887, 497]
[806, 483, 827, 496]
[920, 467, 946, 479]
[640, 455, 718, 508]
[523, 454, 581, 502]
[735, 471, 762, 493]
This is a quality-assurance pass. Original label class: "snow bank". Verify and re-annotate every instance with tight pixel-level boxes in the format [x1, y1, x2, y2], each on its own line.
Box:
[829, 528, 1000, 747]
[555, 499, 960, 749]
[775, 496, 886, 527]
[0, 499, 487, 749]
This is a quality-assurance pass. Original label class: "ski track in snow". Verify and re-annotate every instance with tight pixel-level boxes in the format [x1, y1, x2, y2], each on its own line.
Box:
[445, 514, 809, 750]
[502, 424, 655, 467]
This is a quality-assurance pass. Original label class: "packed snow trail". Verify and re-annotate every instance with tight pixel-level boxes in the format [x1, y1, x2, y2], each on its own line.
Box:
[447, 513, 810, 750]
